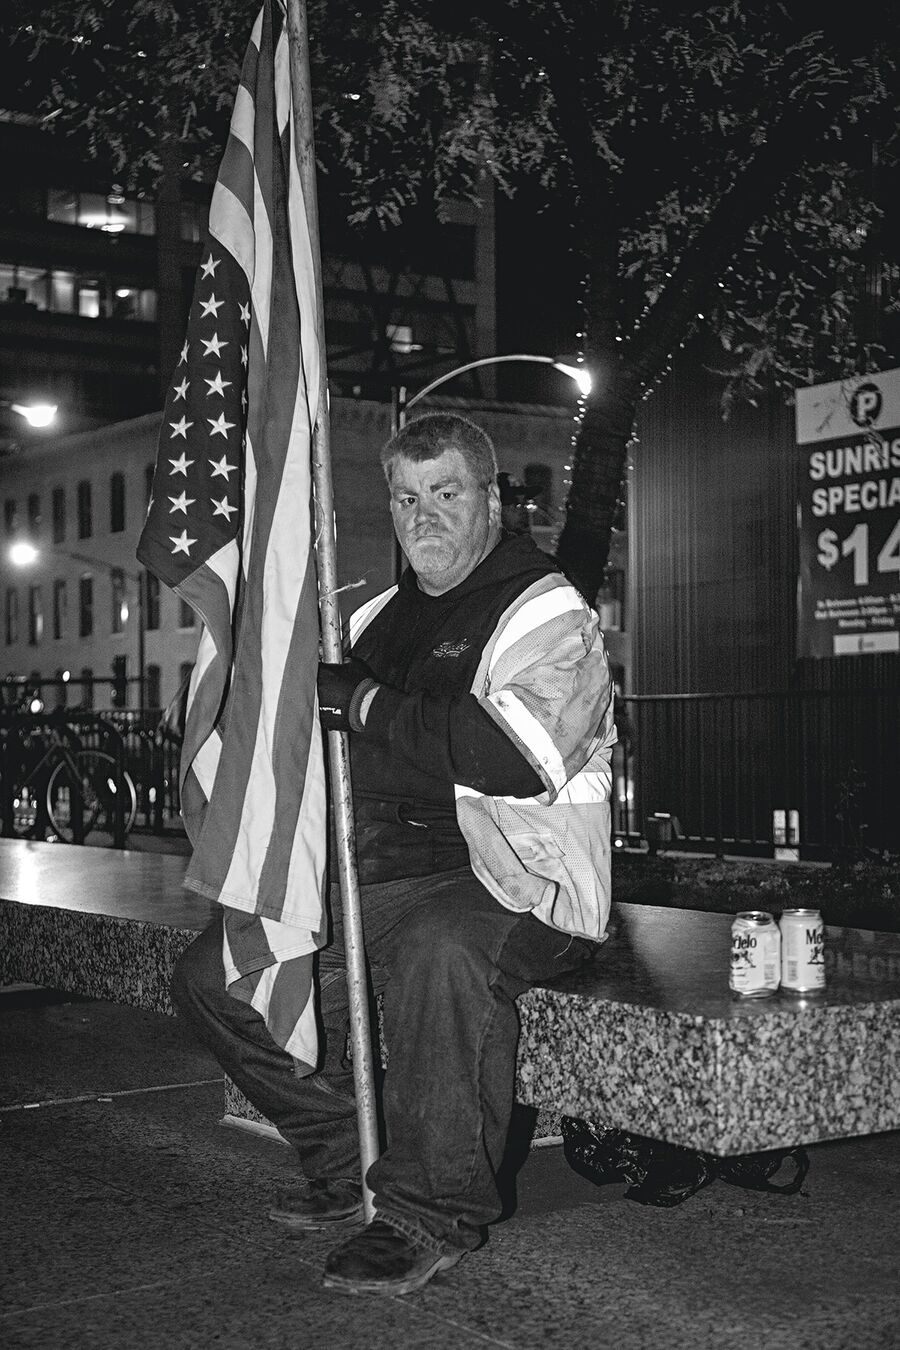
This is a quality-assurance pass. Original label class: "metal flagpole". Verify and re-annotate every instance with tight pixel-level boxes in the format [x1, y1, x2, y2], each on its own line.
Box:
[284, 0, 380, 1223]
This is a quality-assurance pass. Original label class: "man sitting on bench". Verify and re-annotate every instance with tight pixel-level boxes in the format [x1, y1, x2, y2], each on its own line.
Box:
[172, 412, 616, 1296]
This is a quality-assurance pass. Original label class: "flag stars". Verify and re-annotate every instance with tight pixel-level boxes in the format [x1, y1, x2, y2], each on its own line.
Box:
[202, 332, 229, 358]
[239, 301, 251, 326]
[240, 344, 248, 368]
[169, 415, 193, 439]
[178, 339, 189, 365]
[200, 253, 220, 279]
[168, 491, 196, 514]
[209, 454, 237, 480]
[208, 412, 236, 439]
[204, 371, 232, 398]
[169, 529, 197, 556]
[172, 376, 190, 401]
[168, 452, 194, 476]
[211, 495, 237, 521]
[199, 292, 225, 319]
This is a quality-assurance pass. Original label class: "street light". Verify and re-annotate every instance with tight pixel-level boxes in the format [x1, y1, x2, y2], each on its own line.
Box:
[8, 542, 146, 713]
[393, 352, 591, 431]
[10, 402, 58, 429]
[0, 398, 59, 431]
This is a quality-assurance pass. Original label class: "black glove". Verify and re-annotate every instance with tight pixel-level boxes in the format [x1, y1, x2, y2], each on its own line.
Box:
[317, 659, 379, 732]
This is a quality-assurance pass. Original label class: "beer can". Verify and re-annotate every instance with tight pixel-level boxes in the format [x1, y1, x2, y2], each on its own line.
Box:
[780, 908, 826, 993]
[730, 911, 781, 997]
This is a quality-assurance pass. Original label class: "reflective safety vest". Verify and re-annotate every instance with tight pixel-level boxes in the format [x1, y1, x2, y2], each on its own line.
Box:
[350, 571, 616, 942]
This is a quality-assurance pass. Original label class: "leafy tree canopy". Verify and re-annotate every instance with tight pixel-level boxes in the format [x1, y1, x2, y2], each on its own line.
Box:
[4, 1, 900, 592]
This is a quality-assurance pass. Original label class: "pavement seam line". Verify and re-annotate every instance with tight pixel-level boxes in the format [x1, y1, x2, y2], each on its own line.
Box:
[381, 1298, 521, 1349]
[0, 1077, 224, 1112]
[0, 1270, 225, 1322]
[1, 1252, 519, 1347]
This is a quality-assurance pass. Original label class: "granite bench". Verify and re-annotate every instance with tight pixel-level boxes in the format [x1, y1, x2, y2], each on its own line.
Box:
[2, 837, 899, 1157]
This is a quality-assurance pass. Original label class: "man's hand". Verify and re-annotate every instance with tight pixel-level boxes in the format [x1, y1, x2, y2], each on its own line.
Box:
[317, 659, 379, 732]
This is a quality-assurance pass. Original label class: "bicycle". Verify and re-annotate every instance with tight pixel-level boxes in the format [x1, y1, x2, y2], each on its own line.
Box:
[0, 710, 137, 845]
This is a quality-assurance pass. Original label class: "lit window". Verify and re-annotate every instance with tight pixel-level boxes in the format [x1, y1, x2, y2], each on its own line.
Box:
[596, 569, 625, 632]
[50, 271, 75, 313]
[0, 263, 50, 309]
[27, 585, 43, 646]
[386, 324, 422, 354]
[113, 287, 137, 320]
[138, 288, 157, 322]
[111, 196, 138, 233]
[111, 568, 126, 635]
[77, 286, 101, 319]
[75, 192, 110, 230]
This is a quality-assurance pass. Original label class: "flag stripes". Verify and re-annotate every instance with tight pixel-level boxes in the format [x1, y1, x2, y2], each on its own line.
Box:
[137, 0, 326, 1071]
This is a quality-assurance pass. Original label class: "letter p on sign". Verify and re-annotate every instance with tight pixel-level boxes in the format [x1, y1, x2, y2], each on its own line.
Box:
[850, 382, 882, 428]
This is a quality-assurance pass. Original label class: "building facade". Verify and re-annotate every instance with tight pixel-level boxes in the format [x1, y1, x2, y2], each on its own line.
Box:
[0, 113, 497, 449]
[0, 396, 610, 714]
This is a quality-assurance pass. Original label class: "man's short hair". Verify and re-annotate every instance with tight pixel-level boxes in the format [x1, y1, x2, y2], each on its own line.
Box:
[380, 412, 498, 489]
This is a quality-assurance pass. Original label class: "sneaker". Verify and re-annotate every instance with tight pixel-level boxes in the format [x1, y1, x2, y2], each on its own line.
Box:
[322, 1219, 464, 1296]
[268, 1178, 365, 1235]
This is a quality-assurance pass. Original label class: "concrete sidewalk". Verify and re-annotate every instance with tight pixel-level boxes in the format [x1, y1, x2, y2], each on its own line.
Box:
[2, 986, 898, 1349]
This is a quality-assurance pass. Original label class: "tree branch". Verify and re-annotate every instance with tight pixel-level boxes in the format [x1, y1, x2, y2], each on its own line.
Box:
[626, 81, 881, 387]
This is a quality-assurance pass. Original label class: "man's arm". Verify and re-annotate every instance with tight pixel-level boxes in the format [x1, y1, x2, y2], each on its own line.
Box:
[318, 590, 613, 800]
[363, 687, 545, 797]
[317, 661, 543, 797]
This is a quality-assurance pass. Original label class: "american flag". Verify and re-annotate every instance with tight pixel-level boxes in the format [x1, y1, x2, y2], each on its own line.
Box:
[137, 0, 327, 1072]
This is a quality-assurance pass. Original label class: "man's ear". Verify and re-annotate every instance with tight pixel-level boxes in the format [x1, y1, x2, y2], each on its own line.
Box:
[488, 481, 501, 526]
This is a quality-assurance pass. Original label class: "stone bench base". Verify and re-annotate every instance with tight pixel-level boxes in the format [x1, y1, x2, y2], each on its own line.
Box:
[2, 840, 900, 1156]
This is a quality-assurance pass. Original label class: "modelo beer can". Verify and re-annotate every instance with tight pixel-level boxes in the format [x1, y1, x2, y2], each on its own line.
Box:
[730, 911, 781, 996]
[780, 908, 826, 993]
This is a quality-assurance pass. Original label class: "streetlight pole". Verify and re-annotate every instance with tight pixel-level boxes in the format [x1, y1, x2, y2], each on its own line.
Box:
[391, 351, 591, 436]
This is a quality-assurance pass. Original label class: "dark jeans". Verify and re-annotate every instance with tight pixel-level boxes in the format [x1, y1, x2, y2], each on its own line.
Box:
[171, 866, 594, 1253]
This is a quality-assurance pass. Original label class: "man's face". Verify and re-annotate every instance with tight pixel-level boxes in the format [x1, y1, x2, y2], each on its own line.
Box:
[388, 448, 501, 595]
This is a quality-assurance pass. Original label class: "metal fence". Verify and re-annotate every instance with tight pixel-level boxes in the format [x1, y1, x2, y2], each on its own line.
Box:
[0, 707, 182, 845]
[96, 710, 183, 832]
[612, 690, 900, 859]
[2, 689, 897, 859]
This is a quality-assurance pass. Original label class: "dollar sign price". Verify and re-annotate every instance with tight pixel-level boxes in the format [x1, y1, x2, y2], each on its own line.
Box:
[817, 529, 839, 570]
